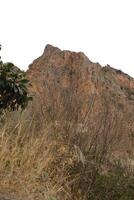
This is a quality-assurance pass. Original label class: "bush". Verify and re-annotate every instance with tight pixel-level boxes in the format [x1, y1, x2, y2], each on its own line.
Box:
[0, 45, 32, 112]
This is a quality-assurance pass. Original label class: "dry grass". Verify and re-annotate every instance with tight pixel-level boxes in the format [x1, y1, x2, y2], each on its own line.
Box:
[0, 112, 134, 200]
[0, 111, 85, 200]
[0, 90, 134, 200]
[0, 114, 60, 200]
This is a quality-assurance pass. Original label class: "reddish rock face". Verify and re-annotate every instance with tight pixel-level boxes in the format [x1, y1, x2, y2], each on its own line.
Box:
[27, 44, 134, 159]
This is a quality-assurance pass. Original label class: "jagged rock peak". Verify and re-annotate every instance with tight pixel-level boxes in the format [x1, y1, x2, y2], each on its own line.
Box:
[28, 44, 93, 73]
[43, 44, 61, 56]
[41, 44, 92, 63]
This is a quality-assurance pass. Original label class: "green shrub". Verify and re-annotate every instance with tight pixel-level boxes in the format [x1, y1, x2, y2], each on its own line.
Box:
[0, 45, 32, 112]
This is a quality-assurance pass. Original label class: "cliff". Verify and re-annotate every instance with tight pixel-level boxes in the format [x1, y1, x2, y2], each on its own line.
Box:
[27, 44, 134, 160]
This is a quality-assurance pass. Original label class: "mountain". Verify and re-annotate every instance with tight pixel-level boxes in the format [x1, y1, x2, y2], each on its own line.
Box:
[26, 44, 134, 163]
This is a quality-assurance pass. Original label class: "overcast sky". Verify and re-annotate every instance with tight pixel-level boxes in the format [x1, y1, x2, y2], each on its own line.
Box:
[0, 0, 134, 77]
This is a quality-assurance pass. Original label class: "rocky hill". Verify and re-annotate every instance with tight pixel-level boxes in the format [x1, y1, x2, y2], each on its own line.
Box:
[1, 45, 134, 200]
[27, 44, 134, 162]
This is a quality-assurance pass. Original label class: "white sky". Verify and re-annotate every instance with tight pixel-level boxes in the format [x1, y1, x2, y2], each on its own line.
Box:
[0, 0, 134, 77]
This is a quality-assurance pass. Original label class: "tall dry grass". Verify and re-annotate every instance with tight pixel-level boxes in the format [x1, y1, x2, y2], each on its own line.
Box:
[0, 107, 133, 200]
[0, 111, 134, 200]
[0, 113, 60, 200]
[0, 111, 87, 200]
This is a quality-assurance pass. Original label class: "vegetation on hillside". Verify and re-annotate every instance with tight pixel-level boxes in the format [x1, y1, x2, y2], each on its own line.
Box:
[0, 110, 134, 200]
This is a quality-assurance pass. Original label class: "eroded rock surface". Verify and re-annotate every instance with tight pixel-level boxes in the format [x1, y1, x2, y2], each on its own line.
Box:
[27, 44, 134, 158]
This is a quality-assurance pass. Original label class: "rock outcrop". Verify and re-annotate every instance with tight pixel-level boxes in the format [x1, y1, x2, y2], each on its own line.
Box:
[26, 44, 134, 160]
